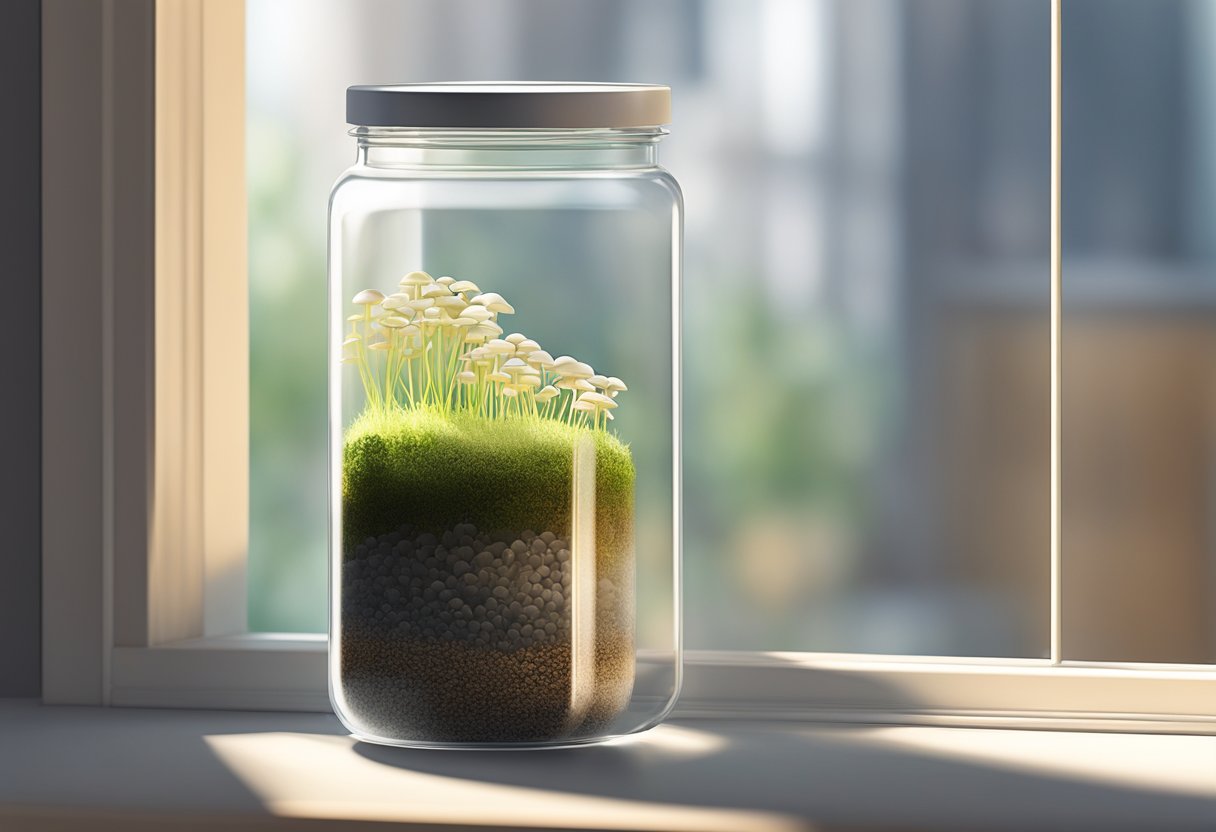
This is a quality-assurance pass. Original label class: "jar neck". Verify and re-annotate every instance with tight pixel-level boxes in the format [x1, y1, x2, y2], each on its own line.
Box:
[352, 126, 665, 171]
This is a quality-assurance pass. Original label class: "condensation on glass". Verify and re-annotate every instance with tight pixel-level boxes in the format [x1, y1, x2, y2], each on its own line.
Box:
[327, 83, 681, 747]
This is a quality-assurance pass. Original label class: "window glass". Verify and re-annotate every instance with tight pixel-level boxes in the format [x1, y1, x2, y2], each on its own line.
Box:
[1062, 0, 1216, 663]
[248, 0, 1050, 657]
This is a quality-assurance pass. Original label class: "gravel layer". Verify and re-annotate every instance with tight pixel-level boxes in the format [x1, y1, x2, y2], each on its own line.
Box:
[339, 522, 633, 743]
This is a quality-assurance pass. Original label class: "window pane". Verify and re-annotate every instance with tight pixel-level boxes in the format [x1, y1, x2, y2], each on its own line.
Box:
[1062, 0, 1216, 663]
[247, 0, 1050, 656]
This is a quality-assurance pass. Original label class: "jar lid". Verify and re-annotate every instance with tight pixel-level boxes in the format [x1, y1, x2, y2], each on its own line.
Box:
[346, 82, 670, 129]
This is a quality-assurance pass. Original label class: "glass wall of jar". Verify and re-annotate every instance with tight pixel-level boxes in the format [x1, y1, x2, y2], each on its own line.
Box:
[328, 84, 681, 747]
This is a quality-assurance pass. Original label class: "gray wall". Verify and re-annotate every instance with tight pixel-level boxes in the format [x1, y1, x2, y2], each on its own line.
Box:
[0, 0, 42, 697]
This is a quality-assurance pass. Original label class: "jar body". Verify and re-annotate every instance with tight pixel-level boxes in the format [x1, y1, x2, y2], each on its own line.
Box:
[327, 131, 681, 747]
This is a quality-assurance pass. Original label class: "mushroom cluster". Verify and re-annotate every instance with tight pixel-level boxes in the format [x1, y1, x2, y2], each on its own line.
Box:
[343, 271, 627, 431]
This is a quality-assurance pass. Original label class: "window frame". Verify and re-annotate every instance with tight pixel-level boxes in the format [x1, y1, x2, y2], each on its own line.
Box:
[41, 0, 1216, 733]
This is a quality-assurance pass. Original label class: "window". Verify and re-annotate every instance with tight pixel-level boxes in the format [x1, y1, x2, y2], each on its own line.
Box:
[40, 0, 1216, 729]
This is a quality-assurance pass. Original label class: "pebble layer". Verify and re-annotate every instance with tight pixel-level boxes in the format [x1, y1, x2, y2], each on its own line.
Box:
[339, 522, 633, 743]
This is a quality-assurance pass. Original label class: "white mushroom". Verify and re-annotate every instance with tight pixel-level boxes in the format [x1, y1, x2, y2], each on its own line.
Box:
[351, 289, 385, 306]
[505, 333, 527, 345]
[448, 280, 480, 295]
[399, 271, 433, 288]
[604, 376, 628, 396]
[515, 339, 540, 354]
[526, 350, 555, 370]
[378, 316, 411, 329]
[535, 385, 559, 402]
[485, 338, 515, 356]
[461, 306, 494, 323]
[469, 292, 515, 315]
[421, 283, 453, 298]
[381, 293, 412, 310]
[435, 275, 456, 286]
[457, 370, 477, 384]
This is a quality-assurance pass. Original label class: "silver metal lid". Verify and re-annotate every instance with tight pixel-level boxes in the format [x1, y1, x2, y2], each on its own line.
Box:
[346, 82, 671, 129]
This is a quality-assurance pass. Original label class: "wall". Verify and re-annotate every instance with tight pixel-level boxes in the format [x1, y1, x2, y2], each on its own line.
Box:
[0, 0, 42, 697]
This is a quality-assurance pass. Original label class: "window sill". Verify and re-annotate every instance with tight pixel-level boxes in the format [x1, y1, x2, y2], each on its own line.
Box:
[1, 699, 1212, 832]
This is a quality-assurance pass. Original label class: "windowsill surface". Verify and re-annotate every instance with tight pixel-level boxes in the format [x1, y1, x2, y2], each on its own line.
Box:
[0, 699, 1212, 832]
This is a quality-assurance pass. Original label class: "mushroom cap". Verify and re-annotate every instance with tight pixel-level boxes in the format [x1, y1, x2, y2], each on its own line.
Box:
[520, 374, 543, 388]
[535, 385, 559, 401]
[485, 339, 515, 355]
[378, 316, 411, 329]
[435, 275, 456, 286]
[346, 314, 364, 323]
[605, 376, 628, 393]
[505, 333, 526, 345]
[578, 391, 618, 409]
[501, 357, 529, 374]
[502, 386, 520, 398]
[571, 399, 595, 412]
[516, 339, 540, 354]
[553, 358, 594, 379]
[457, 370, 477, 384]
[421, 283, 453, 298]
[399, 271, 433, 286]
[381, 293, 411, 310]
[463, 324, 495, 342]
[487, 371, 511, 384]
[423, 307, 441, 319]
[448, 280, 480, 294]
[342, 336, 361, 347]
[448, 316, 475, 327]
[589, 374, 611, 389]
[351, 289, 385, 305]
[407, 297, 435, 311]
[433, 295, 468, 310]
[367, 340, 391, 351]
[526, 350, 555, 369]
[461, 305, 493, 322]
[470, 292, 515, 314]
[482, 320, 504, 336]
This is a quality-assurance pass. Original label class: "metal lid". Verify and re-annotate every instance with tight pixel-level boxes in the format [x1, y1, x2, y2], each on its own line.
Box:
[346, 82, 671, 129]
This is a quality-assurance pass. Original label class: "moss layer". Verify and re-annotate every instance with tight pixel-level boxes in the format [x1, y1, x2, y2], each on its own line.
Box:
[342, 408, 634, 555]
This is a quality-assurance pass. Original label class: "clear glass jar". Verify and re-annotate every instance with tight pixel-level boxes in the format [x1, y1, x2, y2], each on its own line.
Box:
[327, 84, 681, 748]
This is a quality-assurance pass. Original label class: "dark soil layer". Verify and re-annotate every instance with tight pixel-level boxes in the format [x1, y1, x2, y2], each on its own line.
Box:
[339, 523, 633, 742]
[339, 632, 633, 743]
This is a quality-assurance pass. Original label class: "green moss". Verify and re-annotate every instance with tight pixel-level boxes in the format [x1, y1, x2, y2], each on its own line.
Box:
[342, 408, 635, 556]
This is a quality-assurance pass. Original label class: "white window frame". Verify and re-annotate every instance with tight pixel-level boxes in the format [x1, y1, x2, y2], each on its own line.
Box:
[42, 0, 1216, 734]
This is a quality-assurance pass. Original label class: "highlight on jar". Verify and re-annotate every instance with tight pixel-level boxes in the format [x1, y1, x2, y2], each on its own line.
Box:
[336, 270, 636, 745]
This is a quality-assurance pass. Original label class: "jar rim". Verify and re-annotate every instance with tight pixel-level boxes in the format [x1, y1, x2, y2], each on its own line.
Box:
[346, 82, 671, 130]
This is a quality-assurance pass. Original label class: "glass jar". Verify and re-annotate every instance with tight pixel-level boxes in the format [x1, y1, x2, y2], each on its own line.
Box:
[327, 83, 681, 748]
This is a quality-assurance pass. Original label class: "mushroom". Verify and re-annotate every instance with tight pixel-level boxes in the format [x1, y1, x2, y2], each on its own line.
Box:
[525, 350, 555, 370]
[552, 357, 594, 381]
[421, 282, 453, 298]
[461, 306, 494, 323]
[604, 376, 628, 397]
[367, 340, 391, 351]
[399, 271, 433, 288]
[435, 275, 456, 286]
[381, 292, 412, 311]
[516, 339, 540, 354]
[448, 280, 480, 295]
[487, 371, 511, 384]
[589, 374, 611, 391]
[535, 385, 559, 402]
[485, 338, 515, 356]
[433, 295, 468, 314]
[505, 333, 527, 345]
[351, 289, 385, 307]
[469, 292, 515, 315]
[378, 316, 411, 329]
[457, 370, 477, 384]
